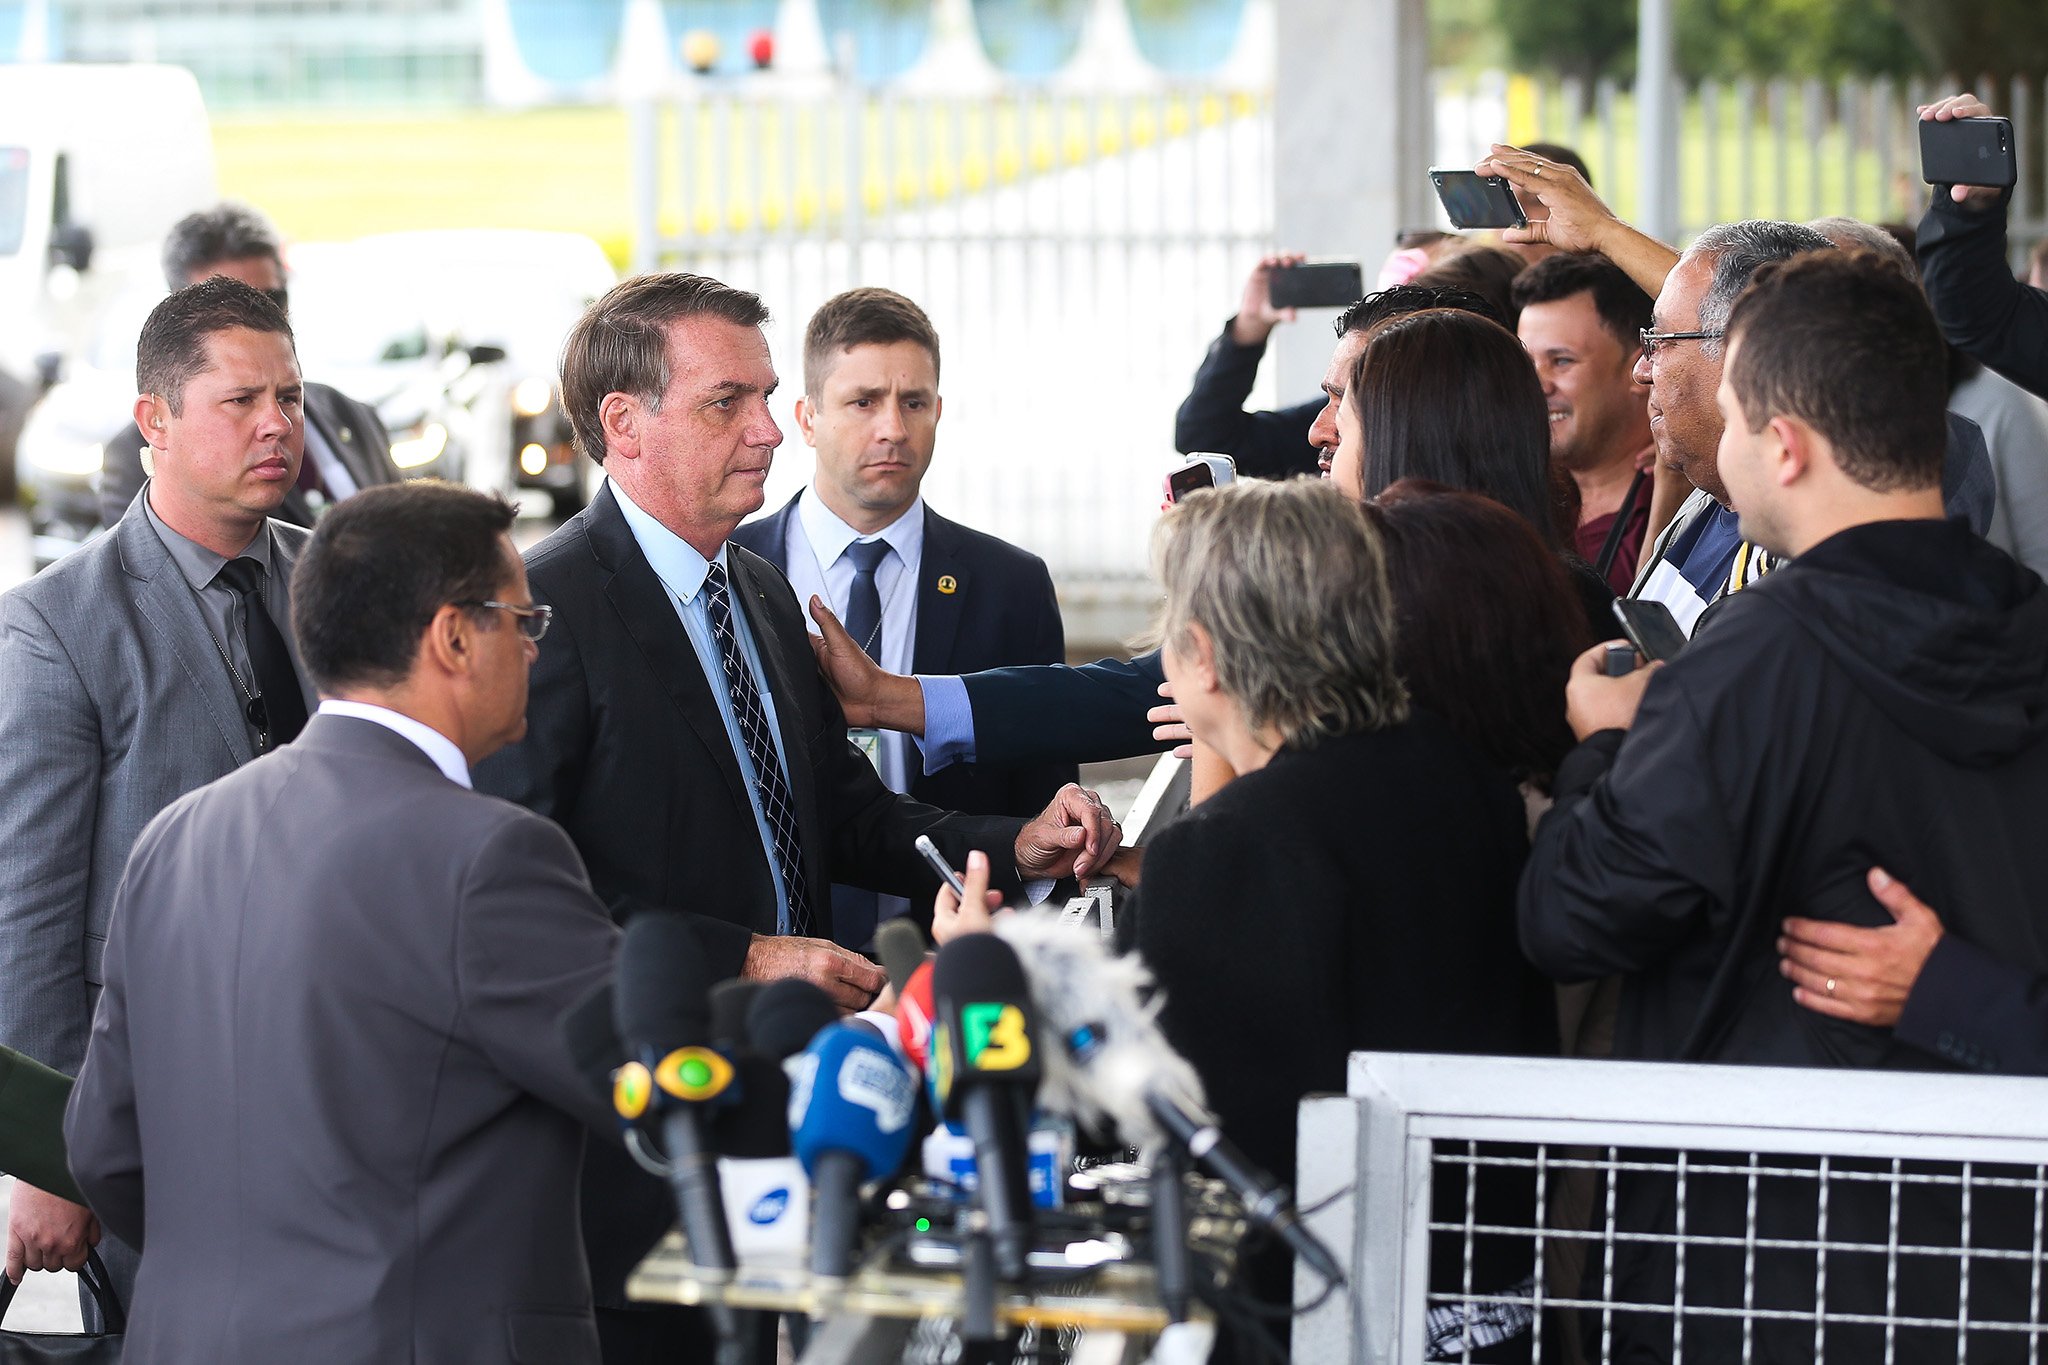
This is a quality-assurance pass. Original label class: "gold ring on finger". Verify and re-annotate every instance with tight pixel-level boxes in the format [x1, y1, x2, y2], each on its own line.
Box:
[1825, 977, 1837, 995]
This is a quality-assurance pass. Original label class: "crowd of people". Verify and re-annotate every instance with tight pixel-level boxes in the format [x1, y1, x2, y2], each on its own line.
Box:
[1, 88, 2046, 1365]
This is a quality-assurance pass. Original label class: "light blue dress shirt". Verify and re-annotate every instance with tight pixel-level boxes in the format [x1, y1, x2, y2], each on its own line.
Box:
[612, 480, 802, 934]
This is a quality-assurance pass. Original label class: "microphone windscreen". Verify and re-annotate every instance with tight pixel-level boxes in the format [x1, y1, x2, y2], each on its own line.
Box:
[876, 918, 929, 996]
[558, 980, 623, 1105]
[745, 978, 841, 1061]
[614, 912, 715, 1054]
[711, 1054, 794, 1158]
[930, 934, 1042, 1119]
[789, 1023, 918, 1183]
[709, 979, 762, 1048]
[896, 961, 936, 1076]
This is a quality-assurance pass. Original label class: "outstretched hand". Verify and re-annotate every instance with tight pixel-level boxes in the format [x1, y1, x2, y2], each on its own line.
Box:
[1918, 93, 2005, 208]
[1475, 145, 1618, 255]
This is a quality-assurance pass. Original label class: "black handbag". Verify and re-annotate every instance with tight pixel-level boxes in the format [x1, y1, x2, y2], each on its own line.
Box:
[0, 1250, 125, 1362]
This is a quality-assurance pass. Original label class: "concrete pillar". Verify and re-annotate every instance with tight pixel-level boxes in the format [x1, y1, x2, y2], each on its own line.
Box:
[1271, 0, 1433, 396]
[1636, 0, 1680, 242]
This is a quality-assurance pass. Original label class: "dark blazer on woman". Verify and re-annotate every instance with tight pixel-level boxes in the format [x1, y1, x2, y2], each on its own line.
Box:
[1136, 715, 1554, 1336]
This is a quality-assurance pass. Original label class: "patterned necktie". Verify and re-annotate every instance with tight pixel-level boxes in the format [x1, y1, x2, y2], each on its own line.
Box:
[842, 538, 892, 663]
[702, 562, 813, 936]
[216, 556, 308, 750]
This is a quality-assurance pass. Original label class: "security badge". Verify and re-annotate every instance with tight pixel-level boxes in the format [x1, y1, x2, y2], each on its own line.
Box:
[849, 727, 884, 774]
[937, 575, 958, 595]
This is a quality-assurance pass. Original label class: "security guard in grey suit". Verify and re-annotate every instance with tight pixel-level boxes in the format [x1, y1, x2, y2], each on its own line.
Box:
[97, 202, 400, 531]
[0, 278, 317, 1320]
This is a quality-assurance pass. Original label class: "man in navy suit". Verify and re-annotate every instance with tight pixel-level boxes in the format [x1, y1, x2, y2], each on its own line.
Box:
[733, 287, 1073, 949]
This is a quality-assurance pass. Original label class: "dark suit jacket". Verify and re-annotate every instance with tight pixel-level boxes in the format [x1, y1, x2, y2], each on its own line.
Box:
[731, 493, 1075, 816]
[0, 1044, 80, 1204]
[98, 380, 399, 530]
[65, 715, 619, 1364]
[473, 484, 1030, 1305]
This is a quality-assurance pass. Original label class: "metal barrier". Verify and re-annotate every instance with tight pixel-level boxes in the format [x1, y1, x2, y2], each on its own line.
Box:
[629, 85, 1275, 584]
[1294, 1052, 2048, 1364]
[1435, 72, 2048, 267]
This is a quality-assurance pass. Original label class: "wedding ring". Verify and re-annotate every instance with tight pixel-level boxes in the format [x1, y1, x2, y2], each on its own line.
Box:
[1825, 977, 1838, 995]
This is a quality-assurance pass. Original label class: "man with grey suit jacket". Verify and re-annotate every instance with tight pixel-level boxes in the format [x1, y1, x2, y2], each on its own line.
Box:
[65, 481, 620, 1364]
[0, 278, 317, 1316]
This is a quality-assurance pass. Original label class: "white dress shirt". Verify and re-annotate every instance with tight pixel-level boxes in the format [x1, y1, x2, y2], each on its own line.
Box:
[317, 699, 471, 788]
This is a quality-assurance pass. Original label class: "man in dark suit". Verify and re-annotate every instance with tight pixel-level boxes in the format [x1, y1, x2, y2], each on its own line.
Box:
[732, 287, 1073, 949]
[0, 278, 317, 1321]
[472, 272, 1117, 1362]
[66, 482, 619, 1364]
[97, 203, 399, 530]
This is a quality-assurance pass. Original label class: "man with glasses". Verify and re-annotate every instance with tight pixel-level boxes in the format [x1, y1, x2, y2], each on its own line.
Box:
[65, 481, 621, 1363]
[0, 277, 319, 1325]
[98, 202, 399, 530]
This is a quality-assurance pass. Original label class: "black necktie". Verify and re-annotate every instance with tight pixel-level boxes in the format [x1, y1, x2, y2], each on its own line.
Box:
[216, 556, 308, 750]
[842, 539, 891, 663]
[702, 562, 813, 937]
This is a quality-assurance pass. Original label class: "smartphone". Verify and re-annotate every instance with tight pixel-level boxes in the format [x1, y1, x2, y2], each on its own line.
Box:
[1611, 598, 1689, 663]
[1920, 116, 2018, 188]
[1268, 260, 1364, 310]
[1164, 454, 1236, 504]
[1430, 168, 1528, 230]
[914, 834, 968, 899]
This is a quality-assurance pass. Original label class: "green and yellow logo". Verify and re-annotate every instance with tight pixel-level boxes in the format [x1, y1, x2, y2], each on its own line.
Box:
[654, 1046, 734, 1103]
[613, 1061, 653, 1121]
[961, 1002, 1031, 1071]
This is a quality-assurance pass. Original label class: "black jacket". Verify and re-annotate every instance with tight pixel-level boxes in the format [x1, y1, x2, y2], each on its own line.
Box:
[99, 380, 399, 530]
[1138, 720, 1552, 1340]
[1895, 932, 2048, 1075]
[1521, 517, 2048, 1361]
[1918, 186, 2048, 400]
[731, 494, 1075, 817]
[1171, 318, 1323, 479]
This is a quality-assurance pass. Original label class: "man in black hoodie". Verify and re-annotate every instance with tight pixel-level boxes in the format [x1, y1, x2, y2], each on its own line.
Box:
[1519, 250, 2048, 1362]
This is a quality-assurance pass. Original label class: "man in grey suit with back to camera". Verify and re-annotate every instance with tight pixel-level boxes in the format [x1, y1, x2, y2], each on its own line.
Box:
[0, 277, 317, 1320]
[65, 481, 621, 1363]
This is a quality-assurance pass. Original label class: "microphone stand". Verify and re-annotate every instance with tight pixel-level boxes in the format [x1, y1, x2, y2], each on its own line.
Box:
[1150, 1146, 1192, 1324]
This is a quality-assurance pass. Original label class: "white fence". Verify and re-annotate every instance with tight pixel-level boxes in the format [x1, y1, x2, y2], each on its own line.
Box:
[1295, 1052, 2048, 1364]
[629, 86, 1275, 586]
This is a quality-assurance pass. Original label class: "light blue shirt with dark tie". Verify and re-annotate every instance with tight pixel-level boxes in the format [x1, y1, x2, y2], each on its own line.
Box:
[611, 480, 801, 933]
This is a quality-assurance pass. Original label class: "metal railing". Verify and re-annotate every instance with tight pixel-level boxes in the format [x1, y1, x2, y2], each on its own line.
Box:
[630, 84, 1275, 585]
[1436, 71, 2048, 267]
[1295, 1052, 2048, 1364]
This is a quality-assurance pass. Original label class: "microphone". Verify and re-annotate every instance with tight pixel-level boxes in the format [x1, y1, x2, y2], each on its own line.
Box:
[789, 1022, 919, 1288]
[895, 960, 937, 1077]
[709, 979, 761, 1051]
[994, 910, 1347, 1288]
[613, 914, 740, 1296]
[930, 934, 1042, 1280]
[876, 918, 929, 997]
[745, 978, 842, 1061]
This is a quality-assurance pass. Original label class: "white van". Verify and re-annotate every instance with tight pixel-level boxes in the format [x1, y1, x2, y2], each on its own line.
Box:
[0, 63, 215, 487]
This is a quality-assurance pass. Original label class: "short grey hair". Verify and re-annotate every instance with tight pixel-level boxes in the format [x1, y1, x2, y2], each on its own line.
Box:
[1686, 219, 1833, 356]
[162, 203, 282, 289]
[1807, 216, 1919, 278]
[1152, 480, 1409, 749]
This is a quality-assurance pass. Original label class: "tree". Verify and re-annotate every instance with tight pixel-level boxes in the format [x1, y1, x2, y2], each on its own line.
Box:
[1492, 0, 1636, 87]
[1883, 0, 2048, 85]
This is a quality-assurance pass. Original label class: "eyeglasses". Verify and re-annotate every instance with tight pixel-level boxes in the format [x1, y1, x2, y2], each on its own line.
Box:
[1638, 326, 1723, 358]
[462, 600, 552, 640]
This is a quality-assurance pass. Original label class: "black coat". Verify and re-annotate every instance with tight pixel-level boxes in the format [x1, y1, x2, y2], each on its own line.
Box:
[731, 493, 1075, 817]
[1171, 317, 1323, 480]
[1136, 718, 1553, 1336]
[98, 380, 399, 530]
[1919, 186, 2048, 401]
[1521, 517, 2048, 1362]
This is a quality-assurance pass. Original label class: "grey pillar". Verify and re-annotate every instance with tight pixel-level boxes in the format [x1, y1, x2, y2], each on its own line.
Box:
[1636, 0, 1680, 242]
[1271, 0, 1433, 396]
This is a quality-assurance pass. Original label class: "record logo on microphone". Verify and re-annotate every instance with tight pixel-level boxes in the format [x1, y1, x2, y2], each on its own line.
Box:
[613, 1060, 654, 1121]
[961, 1002, 1031, 1072]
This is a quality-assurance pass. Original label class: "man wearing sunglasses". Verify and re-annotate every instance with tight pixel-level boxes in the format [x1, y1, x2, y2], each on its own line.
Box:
[98, 202, 399, 530]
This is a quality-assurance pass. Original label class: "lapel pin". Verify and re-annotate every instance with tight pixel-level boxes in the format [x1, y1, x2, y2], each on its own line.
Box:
[937, 574, 958, 595]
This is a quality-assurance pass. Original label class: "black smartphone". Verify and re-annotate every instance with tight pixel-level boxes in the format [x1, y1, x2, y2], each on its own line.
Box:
[1920, 116, 2018, 188]
[1611, 598, 1689, 663]
[1164, 454, 1236, 504]
[1430, 168, 1528, 230]
[1268, 261, 1364, 310]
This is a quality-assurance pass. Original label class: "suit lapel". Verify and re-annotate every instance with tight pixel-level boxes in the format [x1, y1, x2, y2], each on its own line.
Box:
[912, 508, 968, 675]
[304, 387, 389, 490]
[585, 488, 750, 811]
[117, 510, 255, 767]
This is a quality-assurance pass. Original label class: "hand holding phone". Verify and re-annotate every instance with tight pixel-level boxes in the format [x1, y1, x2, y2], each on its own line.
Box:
[1611, 598, 1689, 662]
[914, 834, 967, 898]
[1267, 261, 1364, 311]
[1430, 168, 1527, 230]
[1920, 114, 2017, 189]
[1164, 454, 1236, 505]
